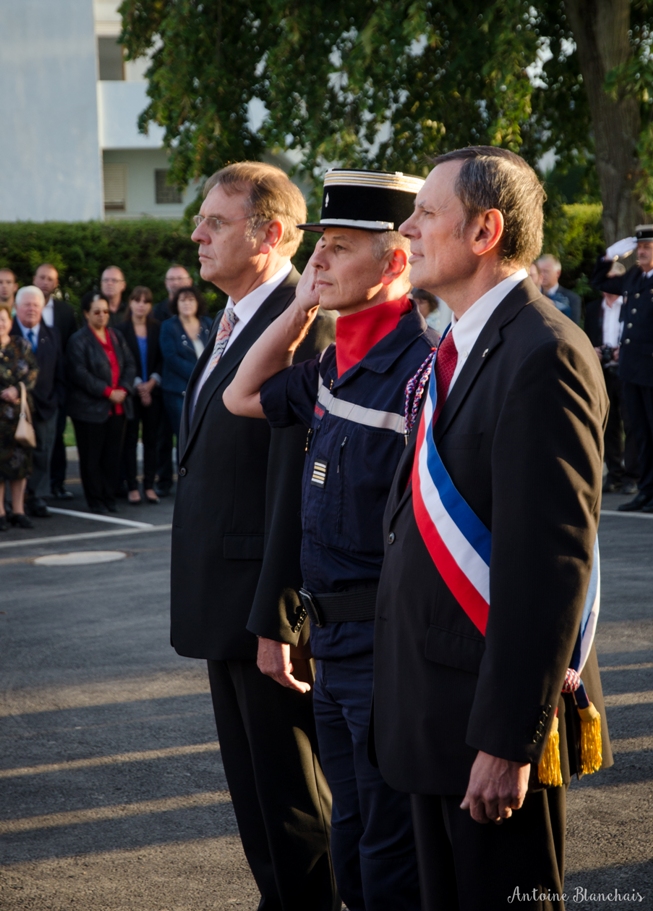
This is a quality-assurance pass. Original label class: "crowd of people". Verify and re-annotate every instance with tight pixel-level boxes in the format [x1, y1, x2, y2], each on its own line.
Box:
[0, 261, 203, 527]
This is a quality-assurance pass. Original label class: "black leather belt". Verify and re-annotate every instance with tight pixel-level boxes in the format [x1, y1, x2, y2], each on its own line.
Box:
[298, 587, 378, 627]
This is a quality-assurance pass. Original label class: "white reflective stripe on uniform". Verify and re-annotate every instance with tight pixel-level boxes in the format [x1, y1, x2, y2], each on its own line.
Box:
[317, 376, 405, 434]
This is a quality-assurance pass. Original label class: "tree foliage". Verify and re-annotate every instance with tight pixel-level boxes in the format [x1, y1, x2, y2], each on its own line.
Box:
[120, 1, 653, 224]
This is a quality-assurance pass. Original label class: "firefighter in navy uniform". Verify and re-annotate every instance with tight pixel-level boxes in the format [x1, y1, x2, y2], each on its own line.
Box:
[224, 170, 437, 911]
[592, 224, 653, 511]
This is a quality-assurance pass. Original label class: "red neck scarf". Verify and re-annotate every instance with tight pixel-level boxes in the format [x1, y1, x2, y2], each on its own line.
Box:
[92, 328, 123, 415]
[335, 296, 412, 377]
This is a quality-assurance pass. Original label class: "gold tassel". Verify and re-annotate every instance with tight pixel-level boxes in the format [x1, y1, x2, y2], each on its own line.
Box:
[578, 702, 602, 775]
[538, 714, 563, 787]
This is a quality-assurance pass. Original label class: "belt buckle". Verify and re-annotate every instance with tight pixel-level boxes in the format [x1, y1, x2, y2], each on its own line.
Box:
[298, 588, 324, 628]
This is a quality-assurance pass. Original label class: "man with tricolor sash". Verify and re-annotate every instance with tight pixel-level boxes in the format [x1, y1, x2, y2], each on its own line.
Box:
[224, 168, 439, 910]
[371, 146, 613, 910]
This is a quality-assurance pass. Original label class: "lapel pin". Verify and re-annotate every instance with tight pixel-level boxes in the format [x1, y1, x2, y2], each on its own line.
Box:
[482, 348, 489, 358]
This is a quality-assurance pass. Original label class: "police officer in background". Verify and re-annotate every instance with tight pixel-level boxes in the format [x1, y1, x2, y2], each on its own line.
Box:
[592, 225, 653, 511]
[225, 170, 438, 911]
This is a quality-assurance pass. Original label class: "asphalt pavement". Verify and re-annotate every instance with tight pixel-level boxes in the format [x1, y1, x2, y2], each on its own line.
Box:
[0, 469, 651, 910]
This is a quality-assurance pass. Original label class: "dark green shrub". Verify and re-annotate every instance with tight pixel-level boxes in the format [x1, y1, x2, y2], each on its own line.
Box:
[542, 203, 606, 301]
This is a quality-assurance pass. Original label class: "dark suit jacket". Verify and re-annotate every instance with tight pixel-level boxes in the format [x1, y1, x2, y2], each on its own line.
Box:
[373, 278, 613, 796]
[66, 326, 136, 423]
[153, 298, 173, 323]
[52, 299, 78, 351]
[170, 268, 335, 660]
[115, 317, 163, 387]
[583, 298, 603, 348]
[10, 320, 63, 421]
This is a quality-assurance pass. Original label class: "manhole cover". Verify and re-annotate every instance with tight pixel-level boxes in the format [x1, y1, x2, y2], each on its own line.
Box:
[34, 551, 128, 566]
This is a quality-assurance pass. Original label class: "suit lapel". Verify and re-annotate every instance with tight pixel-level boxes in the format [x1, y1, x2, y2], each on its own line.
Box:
[387, 279, 536, 521]
[180, 270, 299, 460]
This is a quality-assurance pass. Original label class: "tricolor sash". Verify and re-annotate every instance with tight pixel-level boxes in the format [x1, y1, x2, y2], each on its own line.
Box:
[411, 338, 601, 709]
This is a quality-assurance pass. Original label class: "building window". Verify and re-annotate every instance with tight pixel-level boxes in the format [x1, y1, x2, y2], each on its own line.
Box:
[104, 164, 127, 212]
[155, 170, 183, 205]
[98, 37, 124, 80]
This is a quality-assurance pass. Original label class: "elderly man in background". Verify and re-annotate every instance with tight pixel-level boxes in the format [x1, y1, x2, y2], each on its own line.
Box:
[100, 266, 128, 327]
[153, 264, 192, 496]
[537, 253, 582, 324]
[0, 268, 18, 311]
[10, 285, 64, 519]
[32, 262, 78, 501]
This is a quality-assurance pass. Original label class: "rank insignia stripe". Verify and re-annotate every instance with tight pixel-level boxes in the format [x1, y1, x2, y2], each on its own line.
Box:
[311, 459, 328, 488]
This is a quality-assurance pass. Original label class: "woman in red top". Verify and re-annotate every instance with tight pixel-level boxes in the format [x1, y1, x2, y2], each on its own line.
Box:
[65, 294, 136, 514]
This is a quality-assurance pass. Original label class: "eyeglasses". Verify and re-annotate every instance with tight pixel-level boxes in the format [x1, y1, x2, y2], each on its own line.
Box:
[192, 214, 259, 232]
[102, 278, 125, 284]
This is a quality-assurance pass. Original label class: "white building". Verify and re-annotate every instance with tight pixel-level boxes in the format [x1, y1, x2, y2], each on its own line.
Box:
[0, 0, 196, 222]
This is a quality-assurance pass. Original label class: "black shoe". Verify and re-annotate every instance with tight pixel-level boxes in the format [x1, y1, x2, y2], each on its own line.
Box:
[617, 492, 652, 512]
[105, 501, 119, 514]
[25, 497, 51, 518]
[641, 500, 653, 513]
[50, 485, 74, 500]
[602, 479, 621, 493]
[90, 505, 108, 515]
[10, 513, 34, 529]
[0, 515, 8, 531]
[154, 484, 172, 498]
[621, 479, 638, 496]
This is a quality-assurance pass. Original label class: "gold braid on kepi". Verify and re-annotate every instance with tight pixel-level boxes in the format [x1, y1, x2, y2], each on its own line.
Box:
[298, 168, 425, 233]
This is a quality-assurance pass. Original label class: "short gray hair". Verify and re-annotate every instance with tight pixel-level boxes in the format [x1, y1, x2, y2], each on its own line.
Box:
[537, 254, 561, 272]
[434, 146, 545, 267]
[16, 285, 46, 308]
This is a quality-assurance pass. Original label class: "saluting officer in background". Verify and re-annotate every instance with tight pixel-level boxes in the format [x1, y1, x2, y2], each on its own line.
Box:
[225, 170, 436, 911]
[592, 225, 653, 512]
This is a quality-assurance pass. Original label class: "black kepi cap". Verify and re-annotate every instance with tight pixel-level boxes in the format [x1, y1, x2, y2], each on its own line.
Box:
[635, 224, 653, 240]
[298, 168, 424, 233]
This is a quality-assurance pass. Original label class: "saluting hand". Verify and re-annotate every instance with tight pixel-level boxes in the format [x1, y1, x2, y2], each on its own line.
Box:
[460, 750, 530, 824]
[257, 637, 311, 694]
[294, 263, 320, 313]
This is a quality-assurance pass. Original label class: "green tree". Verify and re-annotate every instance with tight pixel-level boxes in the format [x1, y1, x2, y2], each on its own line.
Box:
[120, 0, 653, 240]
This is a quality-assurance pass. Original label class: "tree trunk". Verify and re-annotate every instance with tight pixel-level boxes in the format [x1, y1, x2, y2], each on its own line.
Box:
[564, 0, 645, 244]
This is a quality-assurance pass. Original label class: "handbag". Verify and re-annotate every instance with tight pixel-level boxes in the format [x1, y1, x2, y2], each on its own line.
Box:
[14, 381, 37, 448]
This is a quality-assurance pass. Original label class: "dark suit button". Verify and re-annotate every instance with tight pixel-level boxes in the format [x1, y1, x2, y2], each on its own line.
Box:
[627, 322, 633, 328]
[632, 308, 637, 313]
[624, 338, 631, 344]
[635, 293, 640, 298]
[182, 390, 186, 396]
[179, 467, 187, 477]
[387, 532, 396, 544]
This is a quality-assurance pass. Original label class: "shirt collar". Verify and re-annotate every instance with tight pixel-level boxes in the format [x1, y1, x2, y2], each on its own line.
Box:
[226, 261, 292, 326]
[450, 269, 527, 358]
[16, 317, 40, 341]
[548, 282, 559, 295]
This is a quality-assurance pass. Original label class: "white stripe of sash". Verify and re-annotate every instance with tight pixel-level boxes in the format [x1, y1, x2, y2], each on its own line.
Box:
[317, 376, 405, 434]
[417, 381, 491, 603]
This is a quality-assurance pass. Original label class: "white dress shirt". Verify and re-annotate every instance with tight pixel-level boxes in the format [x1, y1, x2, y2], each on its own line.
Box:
[448, 269, 528, 392]
[192, 261, 293, 414]
[42, 297, 55, 328]
[602, 297, 623, 349]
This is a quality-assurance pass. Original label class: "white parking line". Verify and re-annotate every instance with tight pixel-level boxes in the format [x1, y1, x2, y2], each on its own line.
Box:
[601, 509, 653, 520]
[47, 507, 153, 529]
[0, 524, 172, 551]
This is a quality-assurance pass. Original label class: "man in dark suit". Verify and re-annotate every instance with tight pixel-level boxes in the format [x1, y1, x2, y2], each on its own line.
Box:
[591, 227, 653, 511]
[537, 253, 582, 324]
[32, 263, 78, 500]
[170, 162, 338, 911]
[584, 262, 639, 494]
[373, 147, 612, 910]
[11, 285, 64, 518]
[153, 265, 191, 496]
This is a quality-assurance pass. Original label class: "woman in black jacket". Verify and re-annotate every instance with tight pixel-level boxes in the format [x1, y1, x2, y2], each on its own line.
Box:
[115, 286, 163, 505]
[66, 294, 136, 514]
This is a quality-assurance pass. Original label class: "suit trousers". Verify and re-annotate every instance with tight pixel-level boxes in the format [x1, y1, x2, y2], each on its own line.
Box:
[313, 651, 420, 911]
[410, 787, 566, 911]
[124, 395, 162, 491]
[155, 399, 174, 490]
[207, 658, 339, 911]
[621, 381, 653, 497]
[28, 411, 57, 498]
[73, 415, 125, 510]
[49, 405, 68, 490]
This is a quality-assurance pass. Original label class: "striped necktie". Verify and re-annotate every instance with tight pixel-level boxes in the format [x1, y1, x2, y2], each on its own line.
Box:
[206, 306, 239, 376]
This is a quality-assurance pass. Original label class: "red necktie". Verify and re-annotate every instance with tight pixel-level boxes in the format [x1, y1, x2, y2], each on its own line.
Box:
[432, 331, 458, 425]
